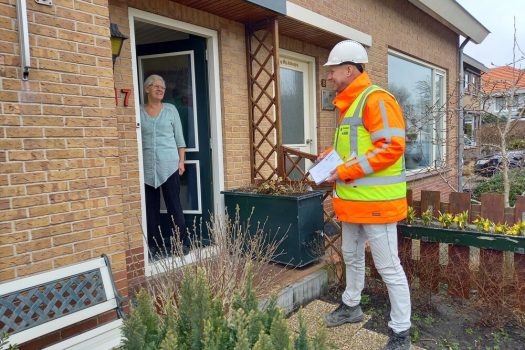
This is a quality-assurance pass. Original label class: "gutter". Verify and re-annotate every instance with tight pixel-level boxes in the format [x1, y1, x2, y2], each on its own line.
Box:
[458, 37, 470, 192]
[16, 0, 30, 80]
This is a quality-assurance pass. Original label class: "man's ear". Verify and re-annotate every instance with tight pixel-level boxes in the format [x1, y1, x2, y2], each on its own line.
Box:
[346, 65, 353, 77]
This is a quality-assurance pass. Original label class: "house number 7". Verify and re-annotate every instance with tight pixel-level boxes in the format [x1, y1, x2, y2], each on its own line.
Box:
[114, 88, 131, 107]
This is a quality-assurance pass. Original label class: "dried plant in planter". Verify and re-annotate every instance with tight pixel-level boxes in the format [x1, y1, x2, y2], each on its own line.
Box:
[239, 177, 313, 196]
[143, 208, 286, 311]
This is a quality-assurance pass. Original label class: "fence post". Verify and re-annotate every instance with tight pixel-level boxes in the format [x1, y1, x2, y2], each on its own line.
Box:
[398, 190, 413, 283]
[419, 190, 441, 293]
[514, 196, 525, 311]
[446, 192, 471, 298]
[479, 193, 505, 303]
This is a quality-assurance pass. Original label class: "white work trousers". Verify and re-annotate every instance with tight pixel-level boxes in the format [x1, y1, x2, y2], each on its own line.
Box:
[341, 222, 411, 333]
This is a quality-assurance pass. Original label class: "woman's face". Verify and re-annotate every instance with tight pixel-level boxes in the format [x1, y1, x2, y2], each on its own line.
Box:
[146, 80, 166, 101]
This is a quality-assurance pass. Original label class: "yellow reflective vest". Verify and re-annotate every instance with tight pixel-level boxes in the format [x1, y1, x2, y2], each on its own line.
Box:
[334, 85, 406, 203]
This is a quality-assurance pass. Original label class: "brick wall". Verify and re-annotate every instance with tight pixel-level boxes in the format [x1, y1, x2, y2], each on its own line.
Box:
[109, 0, 254, 290]
[1, 0, 462, 298]
[0, 0, 128, 299]
[288, 0, 459, 199]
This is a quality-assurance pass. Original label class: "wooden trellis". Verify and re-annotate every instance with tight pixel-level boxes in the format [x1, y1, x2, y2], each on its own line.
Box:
[246, 18, 282, 181]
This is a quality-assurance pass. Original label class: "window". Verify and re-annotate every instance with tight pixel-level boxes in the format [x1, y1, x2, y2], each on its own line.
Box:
[472, 74, 480, 94]
[388, 52, 446, 171]
[464, 71, 471, 93]
[464, 70, 480, 95]
[463, 113, 477, 147]
[495, 96, 506, 111]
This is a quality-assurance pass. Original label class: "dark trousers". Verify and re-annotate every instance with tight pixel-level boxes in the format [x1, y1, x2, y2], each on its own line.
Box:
[145, 171, 188, 255]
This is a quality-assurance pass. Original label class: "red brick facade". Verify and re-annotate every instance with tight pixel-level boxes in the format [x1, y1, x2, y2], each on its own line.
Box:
[1, 0, 460, 339]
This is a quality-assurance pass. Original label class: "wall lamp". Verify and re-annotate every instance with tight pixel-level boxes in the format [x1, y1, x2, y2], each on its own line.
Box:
[110, 23, 128, 67]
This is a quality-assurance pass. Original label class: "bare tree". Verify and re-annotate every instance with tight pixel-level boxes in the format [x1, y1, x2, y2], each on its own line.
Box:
[476, 17, 525, 206]
[389, 18, 525, 203]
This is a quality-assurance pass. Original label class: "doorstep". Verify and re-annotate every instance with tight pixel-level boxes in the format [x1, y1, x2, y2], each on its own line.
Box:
[259, 259, 329, 315]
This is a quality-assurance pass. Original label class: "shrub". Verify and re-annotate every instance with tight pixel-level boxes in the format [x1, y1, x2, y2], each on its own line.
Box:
[121, 267, 331, 350]
[509, 139, 525, 150]
[472, 169, 525, 206]
[0, 333, 18, 350]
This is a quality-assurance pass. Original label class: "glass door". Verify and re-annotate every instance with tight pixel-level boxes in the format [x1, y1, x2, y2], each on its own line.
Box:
[137, 34, 212, 250]
[279, 53, 316, 179]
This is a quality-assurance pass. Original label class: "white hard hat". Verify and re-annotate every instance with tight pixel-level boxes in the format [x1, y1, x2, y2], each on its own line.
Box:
[324, 40, 368, 66]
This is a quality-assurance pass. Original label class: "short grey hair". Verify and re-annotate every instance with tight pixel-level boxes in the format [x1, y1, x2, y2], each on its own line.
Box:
[144, 74, 165, 92]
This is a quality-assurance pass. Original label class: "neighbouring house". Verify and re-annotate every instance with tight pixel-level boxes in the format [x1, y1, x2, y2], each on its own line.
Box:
[1, 0, 488, 347]
[477, 66, 525, 154]
[462, 54, 488, 162]
[482, 66, 525, 120]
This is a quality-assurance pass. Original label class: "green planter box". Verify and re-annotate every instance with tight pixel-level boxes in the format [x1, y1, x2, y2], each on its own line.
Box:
[222, 190, 325, 267]
[397, 223, 525, 254]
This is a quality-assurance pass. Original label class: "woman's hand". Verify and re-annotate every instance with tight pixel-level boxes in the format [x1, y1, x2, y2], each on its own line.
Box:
[178, 160, 185, 175]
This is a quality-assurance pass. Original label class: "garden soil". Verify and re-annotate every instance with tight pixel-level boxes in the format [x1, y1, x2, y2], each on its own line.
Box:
[320, 285, 525, 350]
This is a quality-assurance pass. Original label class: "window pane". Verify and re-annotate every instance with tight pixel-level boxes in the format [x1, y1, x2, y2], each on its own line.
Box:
[180, 163, 199, 212]
[159, 162, 200, 212]
[141, 54, 197, 149]
[434, 74, 444, 164]
[388, 54, 434, 170]
[280, 67, 305, 145]
[495, 97, 505, 110]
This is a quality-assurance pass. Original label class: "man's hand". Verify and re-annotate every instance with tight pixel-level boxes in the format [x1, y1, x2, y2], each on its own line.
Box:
[316, 148, 334, 162]
[178, 160, 185, 175]
[324, 169, 339, 183]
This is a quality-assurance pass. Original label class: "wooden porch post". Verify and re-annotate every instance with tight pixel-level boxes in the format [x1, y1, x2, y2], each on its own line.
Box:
[245, 18, 282, 182]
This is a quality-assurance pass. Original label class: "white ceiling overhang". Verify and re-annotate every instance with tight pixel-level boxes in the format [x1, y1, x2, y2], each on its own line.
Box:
[408, 0, 490, 44]
[284, 1, 372, 47]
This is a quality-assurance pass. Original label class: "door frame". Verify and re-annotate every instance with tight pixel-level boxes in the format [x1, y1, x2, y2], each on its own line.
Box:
[279, 49, 317, 154]
[128, 8, 224, 275]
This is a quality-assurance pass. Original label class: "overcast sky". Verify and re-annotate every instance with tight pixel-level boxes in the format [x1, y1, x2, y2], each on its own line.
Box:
[456, 0, 525, 69]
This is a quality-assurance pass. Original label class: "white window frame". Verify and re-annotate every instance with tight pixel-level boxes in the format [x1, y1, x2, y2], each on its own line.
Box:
[387, 50, 447, 172]
[279, 49, 317, 154]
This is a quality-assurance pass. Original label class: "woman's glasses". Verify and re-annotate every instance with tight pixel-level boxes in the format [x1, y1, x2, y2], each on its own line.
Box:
[150, 84, 166, 91]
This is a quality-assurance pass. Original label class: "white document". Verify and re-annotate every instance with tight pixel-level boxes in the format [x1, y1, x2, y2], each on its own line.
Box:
[308, 150, 343, 185]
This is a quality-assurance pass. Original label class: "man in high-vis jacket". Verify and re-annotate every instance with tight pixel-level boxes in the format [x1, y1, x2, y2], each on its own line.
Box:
[320, 40, 411, 350]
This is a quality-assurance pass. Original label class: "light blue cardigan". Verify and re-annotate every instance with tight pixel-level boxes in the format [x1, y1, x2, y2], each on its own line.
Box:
[141, 103, 186, 188]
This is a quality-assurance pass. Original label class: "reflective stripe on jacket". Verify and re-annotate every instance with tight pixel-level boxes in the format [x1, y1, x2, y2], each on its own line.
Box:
[331, 73, 407, 224]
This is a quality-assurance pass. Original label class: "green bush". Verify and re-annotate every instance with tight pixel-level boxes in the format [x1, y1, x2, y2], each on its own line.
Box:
[121, 267, 331, 350]
[509, 139, 525, 150]
[0, 333, 19, 350]
[473, 169, 525, 206]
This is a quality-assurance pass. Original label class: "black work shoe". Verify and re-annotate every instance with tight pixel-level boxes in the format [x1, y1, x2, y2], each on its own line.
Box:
[383, 328, 411, 350]
[324, 302, 364, 327]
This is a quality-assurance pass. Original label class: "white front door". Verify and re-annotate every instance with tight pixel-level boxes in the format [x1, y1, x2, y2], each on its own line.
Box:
[279, 51, 316, 178]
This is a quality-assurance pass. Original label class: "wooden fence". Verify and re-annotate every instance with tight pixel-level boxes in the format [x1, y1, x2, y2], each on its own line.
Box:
[280, 146, 525, 310]
[399, 190, 525, 311]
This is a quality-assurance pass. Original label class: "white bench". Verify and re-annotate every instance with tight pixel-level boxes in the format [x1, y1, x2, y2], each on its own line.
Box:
[0, 255, 124, 350]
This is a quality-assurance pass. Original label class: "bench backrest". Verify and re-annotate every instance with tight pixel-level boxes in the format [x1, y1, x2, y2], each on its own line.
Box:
[0, 255, 123, 347]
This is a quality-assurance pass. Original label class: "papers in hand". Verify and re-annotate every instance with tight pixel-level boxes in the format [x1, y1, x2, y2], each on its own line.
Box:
[308, 150, 343, 185]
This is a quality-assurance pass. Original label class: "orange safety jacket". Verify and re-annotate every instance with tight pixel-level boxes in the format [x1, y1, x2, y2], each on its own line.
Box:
[331, 72, 407, 224]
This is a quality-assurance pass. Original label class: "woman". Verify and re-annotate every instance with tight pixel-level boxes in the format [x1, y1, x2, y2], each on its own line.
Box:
[141, 74, 189, 256]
